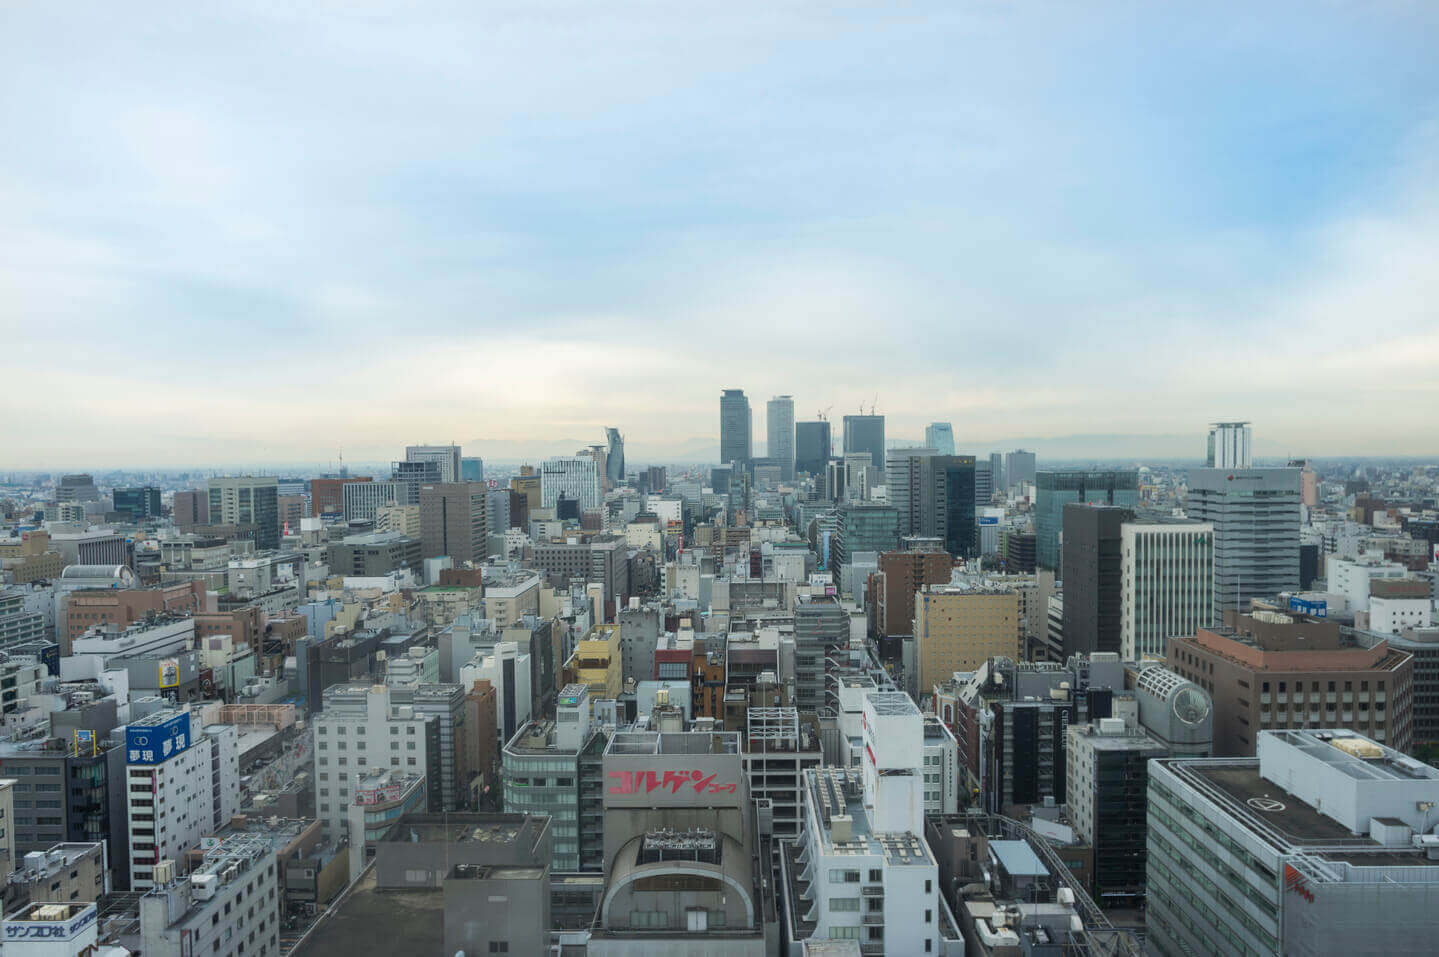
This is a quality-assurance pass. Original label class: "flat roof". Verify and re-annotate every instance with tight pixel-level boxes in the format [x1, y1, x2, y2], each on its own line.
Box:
[292, 867, 441, 957]
[991, 840, 1047, 877]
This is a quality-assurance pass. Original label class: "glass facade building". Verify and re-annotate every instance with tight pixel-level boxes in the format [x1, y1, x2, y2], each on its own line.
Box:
[1034, 470, 1139, 572]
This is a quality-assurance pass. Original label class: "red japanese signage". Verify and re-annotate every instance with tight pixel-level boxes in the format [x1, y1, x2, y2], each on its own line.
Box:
[607, 769, 738, 796]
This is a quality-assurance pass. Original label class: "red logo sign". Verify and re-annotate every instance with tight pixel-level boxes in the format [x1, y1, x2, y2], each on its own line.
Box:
[607, 769, 737, 795]
[1284, 864, 1314, 903]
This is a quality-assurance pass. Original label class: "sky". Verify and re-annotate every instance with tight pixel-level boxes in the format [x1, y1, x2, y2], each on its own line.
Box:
[3, 1, 1438, 468]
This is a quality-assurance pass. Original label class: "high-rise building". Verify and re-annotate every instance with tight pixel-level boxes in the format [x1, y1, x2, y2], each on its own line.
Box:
[1061, 504, 1134, 657]
[419, 483, 488, 564]
[1067, 717, 1166, 907]
[842, 413, 885, 479]
[1004, 449, 1036, 488]
[793, 594, 848, 713]
[794, 420, 831, 477]
[884, 450, 976, 557]
[874, 549, 953, 637]
[207, 476, 280, 550]
[406, 444, 463, 483]
[172, 488, 209, 526]
[974, 458, 993, 505]
[925, 421, 956, 455]
[1148, 729, 1439, 956]
[1034, 470, 1139, 572]
[1120, 519, 1214, 660]
[1205, 421, 1251, 468]
[604, 427, 625, 486]
[55, 474, 98, 503]
[719, 388, 752, 467]
[342, 480, 399, 523]
[766, 395, 795, 480]
[113, 486, 161, 521]
[989, 452, 1003, 492]
[391, 459, 441, 506]
[460, 456, 484, 483]
[885, 447, 937, 536]
[1186, 466, 1301, 621]
[914, 583, 1022, 695]
[539, 456, 601, 510]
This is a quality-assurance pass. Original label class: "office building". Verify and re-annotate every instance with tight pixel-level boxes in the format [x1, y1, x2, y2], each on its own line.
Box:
[926, 421, 956, 455]
[1166, 611, 1413, 755]
[1004, 449, 1036, 488]
[1148, 729, 1439, 956]
[989, 452, 1003, 492]
[794, 420, 831, 477]
[313, 684, 440, 839]
[460, 456, 484, 483]
[1120, 519, 1214, 660]
[933, 455, 978, 558]
[1035, 470, 1139, 572]
[308, 477, 355, 518]
[406, 444, 462, 483]
[1066, 717, 1166, 906]
[886, 446, 937, 536]
[327, 532, 422, 577]
[874, 549, 953, 638]
[1329, 554, 1408, 613]
[501, 684, 609, 871]
[720, 388, 753, 467]
[1369, 579, 1432, 634]
[834, 504, 900, 567]
[55, 474, 98, 503]
[914, 583, 1022, 696]
[605, 427, 625, 486]
[742, 707, 823, 847]
[113, 486, 161, 521]
[794, 594, 849, 713]
[974, 457, 993, 505]
[1061, 504, 1134, 657]
[461, 642, 532, 748]
[418, 482, 487, 564]
[1186, 466, 1301, 621]
[1205, 420, 1251, 468]
[125, 710, 240, 890]
[922, 713, 961, 816]
[842, 413, 885, 478]
[342, 480, 398, 523]
[539, 456, 601, 511]
[206, 476, 280, 550]
[781, 693, 964, 954]
[138, 834, 280, 957]
[391, 459, 441, 506]
[766, 394, 795, 480]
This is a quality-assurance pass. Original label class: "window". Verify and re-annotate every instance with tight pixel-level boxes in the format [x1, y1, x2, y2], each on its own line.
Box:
[926, 909, 932, 922]
[828, 869, 861, 883]
[925, 879, 932, 893]
[868, 869, 881, 882]
[925, 940, 933, 953]
[829, 897, 860, 912]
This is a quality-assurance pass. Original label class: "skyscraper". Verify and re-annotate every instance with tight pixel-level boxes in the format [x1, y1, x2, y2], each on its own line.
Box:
[1186, 466, 1300, 621]
[113, 486, 161, 521]
[989, 452, 1004, 492]
[207, 476, 280, 550]
[461, 456, 484, 483]
[1206, 421, 1251, 468]
[933, 456, 978, 559]
[842, 413, 885, 479]
[1120, 519, 1214, 659]
[794, 420, 831, 477]
[419, 482, 488, 563]
[719, 389, 752, 467]
[1035, 470, 1139, 572]
[1005, 449, 1037, 487]
[885, 447, 937, 536]
[539, 456, 601, 510]
[406, 444, 462, 483]
[766, 395, 795, 480]
[924, 422, 955, 455]
[605, 427, 625, 486]
[392, 459, 442, 505]
[1061, 503, 1134, 656]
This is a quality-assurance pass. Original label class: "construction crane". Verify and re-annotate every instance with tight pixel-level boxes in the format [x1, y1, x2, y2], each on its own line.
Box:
[818, 405, 832, 421]
[870, 394, 879, 416]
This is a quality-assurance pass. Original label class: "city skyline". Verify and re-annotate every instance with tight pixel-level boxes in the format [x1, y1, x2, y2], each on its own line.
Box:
[4, 2, 1438, 466]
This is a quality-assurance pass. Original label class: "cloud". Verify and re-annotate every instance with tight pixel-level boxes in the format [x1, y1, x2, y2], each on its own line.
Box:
[2, 1, 1438, 467]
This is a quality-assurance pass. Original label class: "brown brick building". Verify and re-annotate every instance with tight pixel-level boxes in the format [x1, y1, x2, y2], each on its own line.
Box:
[872, 549, 952, 637]
[63, 581, 208, 649]
[466, 680, 498, 804]
[1166, 611, 1413, 757]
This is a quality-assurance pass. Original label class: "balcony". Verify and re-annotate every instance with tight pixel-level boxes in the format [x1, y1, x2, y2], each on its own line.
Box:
[861, 886, 884, 897]
[862, 912, 885, 925]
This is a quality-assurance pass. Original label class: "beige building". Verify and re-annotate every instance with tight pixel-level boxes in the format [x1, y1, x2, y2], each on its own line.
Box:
[483, 571, 541, 628]
[374, 504, 421, 538]
[567, 624, 622, 700]
[913, 584, 1022, 695]
[0, 532, 66, 583]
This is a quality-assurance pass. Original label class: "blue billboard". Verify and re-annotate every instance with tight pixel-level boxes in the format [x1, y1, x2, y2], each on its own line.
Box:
[1288, 596, 1327, 619]
[125, 712, 192, 765]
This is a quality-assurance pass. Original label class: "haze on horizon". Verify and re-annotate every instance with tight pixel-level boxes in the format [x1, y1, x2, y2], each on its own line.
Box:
[3, 1, 1438, 470]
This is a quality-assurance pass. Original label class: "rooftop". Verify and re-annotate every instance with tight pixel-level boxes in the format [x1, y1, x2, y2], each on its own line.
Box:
[291, 866, 441, 957]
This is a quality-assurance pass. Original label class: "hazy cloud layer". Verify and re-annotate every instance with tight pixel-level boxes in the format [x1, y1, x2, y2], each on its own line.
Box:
[3, 1, 1437, 467]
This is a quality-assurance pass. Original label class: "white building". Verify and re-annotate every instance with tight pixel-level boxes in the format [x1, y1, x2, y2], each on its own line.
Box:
[781, 690, 963, 954]
[342, 481, 399, 523]
[1329, 555, 1408, 612]
[460, 641, 531, 747]
[1206, 421, 1251, 468]
[404, 444, 462, 483]
[125, 710, 240, 890]
[72, 617, 192, 663]
[139, 834, 280, 957]
[312, 684, 435, 840]
[1368, 579, 1433, 634]
[922, 714, 961, 816]
[1120, 520, 1214, 660]
[540, 457, 601, 511]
